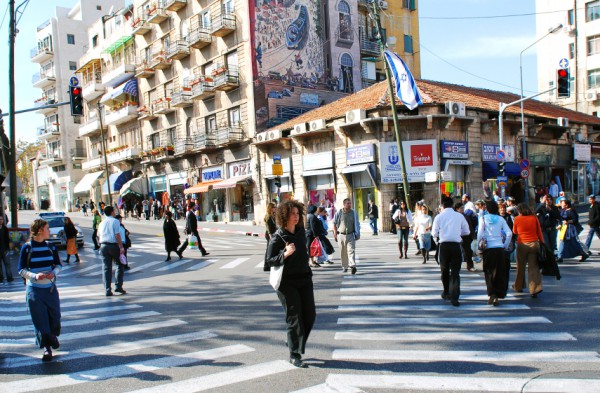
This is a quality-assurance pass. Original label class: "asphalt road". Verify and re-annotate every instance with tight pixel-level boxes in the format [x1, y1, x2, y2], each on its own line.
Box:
[1, 210, 600, 392]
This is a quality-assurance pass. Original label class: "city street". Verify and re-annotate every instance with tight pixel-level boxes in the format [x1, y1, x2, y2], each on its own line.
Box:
[1, 211, 600, 392]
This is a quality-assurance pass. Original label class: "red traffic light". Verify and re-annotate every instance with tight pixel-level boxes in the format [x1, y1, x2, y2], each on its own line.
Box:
[72, 87, 81, 95]
[558, 69, 568, 78]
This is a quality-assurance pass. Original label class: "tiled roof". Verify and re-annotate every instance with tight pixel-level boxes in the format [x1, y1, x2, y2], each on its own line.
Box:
[268, 79, 600, 132]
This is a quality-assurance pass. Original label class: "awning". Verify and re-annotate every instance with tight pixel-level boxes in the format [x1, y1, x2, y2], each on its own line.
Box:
[341, 163, 376, 185]
[76, 58, 102, 74]
[302, 169, 334, 177]
[482, 161, 521, 181]
[213, 175, 253, 190]
[184, 180, 223, 194]
[102, 35, 133, 54]
[1, 172, 23, 195]
[102, 170, 133, 195]
[119, 177, 147, 198]
[100, 79, 138, 104]
[73, 171, 104, 194]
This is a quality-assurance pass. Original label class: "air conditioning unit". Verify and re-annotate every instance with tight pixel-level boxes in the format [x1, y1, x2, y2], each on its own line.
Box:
[564, 25, 577, 37]
[346, 109, 367, 123]
[378, 1, 388, 9]
[445, 101, 466, 117]
[557, 117, 569, 127]
[586, 91, 598, 102]
[256, 132, 266, 142]
[293, 123, 307, 134]
[266, 129, 282, 140]
[310, 119, 327, 131]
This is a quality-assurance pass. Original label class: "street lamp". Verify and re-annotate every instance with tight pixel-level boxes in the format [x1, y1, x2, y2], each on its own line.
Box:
[520, 23, 563, 204]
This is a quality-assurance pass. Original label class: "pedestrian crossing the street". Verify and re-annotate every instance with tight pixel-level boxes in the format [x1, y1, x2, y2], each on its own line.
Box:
[0, 286, 298, 392]
[293, 259, 600, 392]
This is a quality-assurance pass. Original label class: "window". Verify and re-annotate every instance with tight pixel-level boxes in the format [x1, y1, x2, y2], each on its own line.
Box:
[587, 1, 600, 22]
[69, 61, 77, 70]
[73, 163, 82, 170]
[223, 0, 234, 14]
[569, 43, 575, 59]
[167, 127, 176, 145]
[92, 35, 98, 48]
[404, 34, 414, 53]
[403, 0, 416, 10]
[206, 115, 217, 133]
[229, 107, 240, 126]
[588, 68, 600, 88]
[67, 34, 75, 45]
[568, 9, 575, 25]
[337, 0, 352, 41]
[151, 133, 160, 149]
[588, 35, 600, 55]
[96, 5, 102, 10]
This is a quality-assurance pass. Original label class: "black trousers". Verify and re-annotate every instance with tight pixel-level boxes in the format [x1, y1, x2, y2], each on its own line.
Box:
[276, 275, 316, 357]
[482, 247, 508, 298]
[92, 229, 100, 249]
[461, 236, 474, 269]
[439, 242, 463, 301]
[177, 230, 207, 255]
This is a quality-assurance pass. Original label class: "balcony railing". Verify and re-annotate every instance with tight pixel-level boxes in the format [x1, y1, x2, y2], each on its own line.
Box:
[190, 77, 216, 100]
[30, 46, 53, 63]
[212, 66, 239, 92]
[164, 0, 187, 12]
[216, 126, 243, 145]
[175, 138, 194, 154]
[335, 28, 354, 46]
[359, 33, 380, 56]
[82, 157, 102, 171]
[82, 72, 105, 101]
[166, 39, 190, 60]
[135, 58, 155, 78]
[102, 61, 136, 88]
[79, 118, 102, 138]
[39, 152, 64, 167]
[131, 17, 152, 35]
[149, 51, 172, 70]
[34, 97, 57, 114]
[211, 11, 236, 37]
[37, 125, 60, 140]
[194, 133, 216, 149]
[171, 89, 193, 108]
[32, 70, 56, 88]
[147, 1, 168, 24]
[152, 99, 175, 114]
[137, 105, 157, 120]
[105, 103, 138, 126]
[189, 27, 211, 49]
[107, 147, 141, 164]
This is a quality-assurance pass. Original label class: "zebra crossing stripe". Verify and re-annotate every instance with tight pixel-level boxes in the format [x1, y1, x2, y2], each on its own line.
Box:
[340, 285, 489, 293]
[3, 345, 256, 393]
[332, 349, 600, 363]
[186, 259, 217, 271]
[155, 260, 192, 271]
[313, 374, 600, 392]
[337, 304, 531, 311]
[335, 331, 576, 341]
[0, 303, 142, 322]
[126, 360, 298, 393]
[128, 260, 165, 273]
[255, 261, 265, 268]
[4, 330, 218, 369]
[0, 311, 160, 333]
[337, 316, 551, 325]
[220, 257, 249, 269]
[1, 287, 89, 301]
[341, 278, 483, 285]
[340, 294, 520, 302]
[0, 298, 127, 313]
[60, 264, 100, 277]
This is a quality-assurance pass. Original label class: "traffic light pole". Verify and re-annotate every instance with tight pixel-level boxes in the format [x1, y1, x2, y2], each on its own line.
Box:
[8, 0, 17, 228]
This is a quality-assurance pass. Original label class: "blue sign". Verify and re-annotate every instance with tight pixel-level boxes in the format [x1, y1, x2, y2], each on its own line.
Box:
[496, 150, 505, 161]
[520, 159, 530, 169]
[202, 169, 222, 182]
[497, 176, 508, 188]
[559, 58, 569, 69]
[346, 144, 375, 165]
[273, 154, 281, 165]
[69, 76, 79, 86]
[482, 144, 515, 162]
[441, 140, 468, 159]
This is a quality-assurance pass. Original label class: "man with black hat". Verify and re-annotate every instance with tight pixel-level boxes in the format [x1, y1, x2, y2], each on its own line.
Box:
[585, 194, 600, 254]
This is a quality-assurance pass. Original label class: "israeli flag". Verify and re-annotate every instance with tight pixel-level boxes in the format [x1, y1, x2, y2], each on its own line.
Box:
[383, 50, 423, 110]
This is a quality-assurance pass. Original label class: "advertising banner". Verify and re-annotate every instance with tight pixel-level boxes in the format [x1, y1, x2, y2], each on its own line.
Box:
[380, 140, 438, 183]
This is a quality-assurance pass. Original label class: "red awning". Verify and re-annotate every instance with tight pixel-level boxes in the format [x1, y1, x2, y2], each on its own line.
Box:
[184, 180, 222, 194]
[212, 175, 252, 190]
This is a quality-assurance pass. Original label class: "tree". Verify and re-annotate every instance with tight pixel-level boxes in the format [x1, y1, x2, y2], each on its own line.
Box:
[16, 139, 44, 195]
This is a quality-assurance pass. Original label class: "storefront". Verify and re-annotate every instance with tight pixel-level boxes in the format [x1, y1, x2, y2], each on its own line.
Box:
[302, 151, 336, 208]
[167, 171, 187, 204]
[587, 143, 600, 197]
[73, 171, 104, 203]
[573, 143, 590, 204]
[440, 140, 471, 199]
[149, 174, 167, 205]
[527, 143, 574, 201]
[198, 165, 226, 222]
[341, 144, 377, 221]
[481, 143, 522, 200]
[214, 160, 254, 222]
[264, 156, 294, 204]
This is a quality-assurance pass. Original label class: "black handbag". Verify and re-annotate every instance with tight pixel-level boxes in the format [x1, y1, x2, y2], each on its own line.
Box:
[321, 236, 335, 255]
[538, 242, 561, 280]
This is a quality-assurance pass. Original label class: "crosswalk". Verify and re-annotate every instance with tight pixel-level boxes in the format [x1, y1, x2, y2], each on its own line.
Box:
[293, 260, 600, 392]
[0, 285, 298, 392]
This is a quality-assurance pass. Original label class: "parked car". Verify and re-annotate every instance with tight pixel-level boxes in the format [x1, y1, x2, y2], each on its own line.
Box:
[38, 212, 85, 248]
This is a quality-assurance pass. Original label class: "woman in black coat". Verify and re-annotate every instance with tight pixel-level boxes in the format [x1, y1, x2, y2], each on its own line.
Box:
[163, 211, 180, 261]
[305, 205, 321, 267]
[266, 200, 316, 368]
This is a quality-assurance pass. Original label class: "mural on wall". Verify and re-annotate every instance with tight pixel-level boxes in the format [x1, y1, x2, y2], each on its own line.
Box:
[250, 0, 327, 129]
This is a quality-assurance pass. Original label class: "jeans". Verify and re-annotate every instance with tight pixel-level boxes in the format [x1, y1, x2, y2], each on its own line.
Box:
[585, 225, 600, 250]
[369, 218, 378, 234]
[0, 251, 13, 280]
[100, 244, 124, 294]
[26, 285, 61, 348]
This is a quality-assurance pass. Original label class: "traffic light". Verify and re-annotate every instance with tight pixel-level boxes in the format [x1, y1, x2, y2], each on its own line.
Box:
[69, 85, 84, 116]
[498, 161, 505, 176]
[557, 69, 570, 98]
[274, 176, 281, 188]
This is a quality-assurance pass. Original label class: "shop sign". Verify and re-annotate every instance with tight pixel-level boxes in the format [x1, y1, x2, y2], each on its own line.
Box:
[202, 166, 223, 182]
[574, 143, 591, 162]
[346, 144, 375, 164]
[228, 160, 252, 178]
[379, 140, 438, 183]
[167, 171, 187, 186]
[303, 151, 334, 171]
[441, 140, 468, 159]
[482, 144, 515, 162]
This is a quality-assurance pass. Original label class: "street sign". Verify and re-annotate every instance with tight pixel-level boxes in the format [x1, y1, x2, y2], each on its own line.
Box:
[272, 164, 283, 176]
[559, 58, 569, 69]
[273, 154, 281, 165]
[425, 172, 437, 183]
[496, 150, 505, 161]
[497, 176, 508, 188]
[521, 169, 530, 179]
[519, 158, 530, 169]
[69, 76, 79, 86]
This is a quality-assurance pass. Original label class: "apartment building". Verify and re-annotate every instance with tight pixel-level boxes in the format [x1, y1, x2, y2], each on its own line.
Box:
[128, 0, 419, 223]
[31, 0, 125, 211]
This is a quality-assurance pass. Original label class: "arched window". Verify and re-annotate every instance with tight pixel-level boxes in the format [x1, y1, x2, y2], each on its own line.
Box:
[339, 53, 354, 93]
[337, 1, 353, 42]
[341, 53, 353, 67]
[337, 0, 350, 13]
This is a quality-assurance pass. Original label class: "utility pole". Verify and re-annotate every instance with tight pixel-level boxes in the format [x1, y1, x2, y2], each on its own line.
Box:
[97, 104, 112, 206]
[8, 0, 18, 228]
[372, 2, 411, 207]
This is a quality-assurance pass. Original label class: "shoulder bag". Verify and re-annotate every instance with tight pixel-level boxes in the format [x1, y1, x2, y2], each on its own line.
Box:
[477, 217, 487, 253]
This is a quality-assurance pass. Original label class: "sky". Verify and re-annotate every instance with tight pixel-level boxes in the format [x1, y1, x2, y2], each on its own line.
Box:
[0, 0, 539, 144]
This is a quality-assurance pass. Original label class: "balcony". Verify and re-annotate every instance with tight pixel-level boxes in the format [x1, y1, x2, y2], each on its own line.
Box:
[164, 0, 187, 12]
[79, 118, 102, 138]
[135, 59, 155, 78]
[194, 133, 216, 150]
[153, 99, 175, 114]
[166, 39, 190, 60]
[37, 125, 60, 141]
[82, 157, 102, 171]
[335, 28, 354, 47]
[131, 17, 152, 35]
[39, 152, 64, 167]
[34, 97, 57, 114]
[82, 73, 105, 101]
[146, 2, 168, 24]
[137, 106, 157, 120]
[216, 126, 244, 145]
[189, 27, 211, 49]
[212, 66, 239, 92]
[360, 34, 380, 56]
[107, 147, 141, 164]
[175, 138, 194, 155]
[171, 90, 193, 108]
[30, 46, 53, 63]
[190, 78, 216, 100]
[149, 51, 172, 70]
[32, 71, 56, 89]
[71, 148, 87, 161]
[102, 62, 136, 88]
[211, 12, 236, 37]
[105, 104, 138, 126]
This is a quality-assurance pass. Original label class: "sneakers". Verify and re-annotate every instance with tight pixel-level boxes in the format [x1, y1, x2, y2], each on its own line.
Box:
[115, 288, 127, 295]
[105, 291, 114, 297]
[351, 266, 357, 275]
[42, 347, 52, 361]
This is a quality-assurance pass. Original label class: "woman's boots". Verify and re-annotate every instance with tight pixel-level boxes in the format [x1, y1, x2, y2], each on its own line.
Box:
[404, 245, 409, 259]
[398, 243, 403, 259]
[422, 249, 427, 264]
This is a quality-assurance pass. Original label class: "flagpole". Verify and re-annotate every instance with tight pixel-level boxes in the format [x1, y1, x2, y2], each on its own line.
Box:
[372, 2, 411, 208]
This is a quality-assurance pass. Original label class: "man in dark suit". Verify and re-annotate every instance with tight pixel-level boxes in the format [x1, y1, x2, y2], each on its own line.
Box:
[585, 194, 600, 254]
[177, 202, 209, 259]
